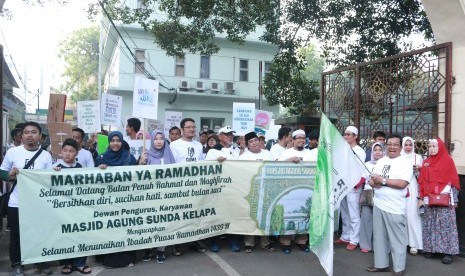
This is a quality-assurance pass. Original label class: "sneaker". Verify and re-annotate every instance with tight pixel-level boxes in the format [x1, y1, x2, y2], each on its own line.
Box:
[409, 248, 418, 255]
[190, 241, 206, 253]
[229, 239, 241, 252]
[262, 243, 277, 252]
[244, 245, 253, 253]
[142, 250, 152, 262]
[209, 240, 220, 252]
[10, 265, 24, 276]
[282, 246, 291, 254]
[156, 251, 166, 264]
[36, 263, 53, 275]
[172, 245, 182, 256]
[297, 243, 310, 252]
[442, 254, 453, 265]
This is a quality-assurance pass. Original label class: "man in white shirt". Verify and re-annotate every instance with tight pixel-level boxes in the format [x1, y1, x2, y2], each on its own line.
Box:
[270, 127, 292, 160]
[0, 121, 53, 276]
[239, 132, 275, 253]
[205, 126, 241, 252]
[169, 118, 205, 255]
[205, 126, 239, 161]
[335, 126, 366, 251]
[366, 134, 412, 275]
[170, 118, 204, 163]
[72, 128, 95, 168]
[125, 118, 141, 140]
[277, 129, 316, 253]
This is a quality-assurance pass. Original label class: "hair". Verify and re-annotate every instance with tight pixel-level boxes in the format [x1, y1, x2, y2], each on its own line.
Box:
[10, 128, 22, 139]
[14, 122, 26, 130]
[127, 118, 141, 132]
[169, 126, 181, 134]
[373, 131, 387, 139]
[308, 129, 319, 140]
[62, 138, 79, 151]
[180, 118, 195, 128]
[277, 127, 292, 140]
[21, 121, 42, 134]
[386, 133, 402, 143]
[199, 131, 208, 136]
[72, 127, 85, 139]
[206, 129, 215, 135]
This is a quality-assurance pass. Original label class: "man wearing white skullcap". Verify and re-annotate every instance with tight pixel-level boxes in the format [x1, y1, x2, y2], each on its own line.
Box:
[334, 126, 367, 251]
[276, 129, 317, 254]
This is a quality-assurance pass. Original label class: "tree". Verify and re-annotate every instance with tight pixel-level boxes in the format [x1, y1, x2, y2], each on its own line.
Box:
[58, 26, 99, 104]
[263, 44, 324, 116]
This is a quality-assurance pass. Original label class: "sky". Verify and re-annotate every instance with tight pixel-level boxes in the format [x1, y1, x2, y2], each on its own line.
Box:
[0, 0, 95, 112]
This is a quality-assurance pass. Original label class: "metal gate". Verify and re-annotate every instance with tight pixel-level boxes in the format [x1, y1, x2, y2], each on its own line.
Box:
[321, 42, 453, 153]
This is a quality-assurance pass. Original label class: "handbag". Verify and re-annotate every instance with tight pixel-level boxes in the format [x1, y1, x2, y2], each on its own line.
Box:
[0, 149, 43, 216]
[427, 185, 450, 207]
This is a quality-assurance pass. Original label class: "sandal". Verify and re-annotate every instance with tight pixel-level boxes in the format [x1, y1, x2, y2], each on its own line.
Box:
[409, 248, 418, 255]
[61, 265, 73, 275]
[75, 266, 92, 275]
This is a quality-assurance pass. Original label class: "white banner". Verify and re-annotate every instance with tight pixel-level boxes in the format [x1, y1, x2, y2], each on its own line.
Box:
[101, 94, 122, 127]
[77, 101, 101, 133]
[164, 111, 182, 138]
[232, 103, 255, 135]
[132, 77, 159, 120]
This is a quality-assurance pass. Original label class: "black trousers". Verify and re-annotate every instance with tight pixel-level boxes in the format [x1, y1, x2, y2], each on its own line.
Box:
[8, 207, 20, 265]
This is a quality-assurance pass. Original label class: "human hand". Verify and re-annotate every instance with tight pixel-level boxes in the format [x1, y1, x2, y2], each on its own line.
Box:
[9, 167, 19, 179]
[53, 167, 62, 171]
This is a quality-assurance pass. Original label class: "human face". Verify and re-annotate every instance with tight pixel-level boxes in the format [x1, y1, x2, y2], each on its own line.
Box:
[309, 139, 318, 149]
[403, 140, 413, 154]
[182, 121, 196, 140]
[109, 135, 122, 152]
[208, 137, 218, 148]
[125, 124, 134, 136]
[237, 136, 245, 148]
[219, 132, 233, 147]
[72, 131, 83, 148]
[169, 129, 181, 142]
[343, 132, 357, 144]
[429, 141, 439, 156]
[153, 134, 165, 150]
[372, 145, 384, 160]
[385, 137, 402, 159]
[247, 137, 261, 153]
[375, 136, 386, 143]
[13, 132, 22, 145]
[199, 133, 208, 144]
[293, 135, 306, 150]
[61, 145, 77, 165]
[22, 125, 41, 149]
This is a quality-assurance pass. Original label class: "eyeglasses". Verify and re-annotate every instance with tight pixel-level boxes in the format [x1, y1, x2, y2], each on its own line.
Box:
[386, 143, 400, 147]
[183, 126, 196, 129]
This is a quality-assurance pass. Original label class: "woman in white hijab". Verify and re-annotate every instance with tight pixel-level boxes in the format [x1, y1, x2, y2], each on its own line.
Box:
[401, 136, 423, 255]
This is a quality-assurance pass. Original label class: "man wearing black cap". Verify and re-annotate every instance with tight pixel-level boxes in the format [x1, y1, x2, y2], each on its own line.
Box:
[239, 131, 275, 253]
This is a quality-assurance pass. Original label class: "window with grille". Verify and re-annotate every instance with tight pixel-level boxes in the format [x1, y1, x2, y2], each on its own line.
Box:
[240, 59, 248, 81]
[135, 50, 145, 74]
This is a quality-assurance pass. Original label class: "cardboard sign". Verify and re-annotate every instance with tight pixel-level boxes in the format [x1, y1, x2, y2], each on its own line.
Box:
[47, 94, 67, 123]
[101, 94, 122, 127]
[77, 101, 101, 133]
[47, 122, 73, 159]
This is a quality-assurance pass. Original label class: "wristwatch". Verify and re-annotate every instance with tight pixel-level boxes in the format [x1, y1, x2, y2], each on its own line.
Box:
[382, 178, 387, 186]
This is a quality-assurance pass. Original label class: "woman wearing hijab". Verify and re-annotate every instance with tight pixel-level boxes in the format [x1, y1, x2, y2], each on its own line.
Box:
[95, 131, 137, 268]
[359, 142, 384, 253]
[95, 131, 137, 168]
[138, 131, 175, 263]
[400, 136, 423, 255]
[418, 138, 460, 264]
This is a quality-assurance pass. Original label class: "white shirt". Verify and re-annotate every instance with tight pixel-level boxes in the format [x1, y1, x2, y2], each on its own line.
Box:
[270, 143, 287, 160]
[170, 139, 205, 163]
[77, 148, 95, 168]
[205, 146, 240, 161]
[238, 149, 274, 161]
[0, 146, 53, 208]
[372, 155, 413, 214]
[278, 147, 317, 162]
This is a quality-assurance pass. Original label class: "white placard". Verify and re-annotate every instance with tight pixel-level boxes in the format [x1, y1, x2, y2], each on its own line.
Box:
[101, 93, 122, 127]
[77, 101, 101, 133]
[123, 139, 152, 160]
[232, 102, 255, 135]
[164, 111, 182, 137]
[132, 76, 159, 119]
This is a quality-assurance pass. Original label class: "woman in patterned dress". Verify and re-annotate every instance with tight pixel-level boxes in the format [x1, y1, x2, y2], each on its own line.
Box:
[417, 138, 460, 264]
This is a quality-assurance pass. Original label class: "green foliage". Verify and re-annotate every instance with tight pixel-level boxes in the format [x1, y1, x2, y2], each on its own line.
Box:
[270, 204, 284, 234]
[58, 26, 99, 104]
[263, 44, 324, 116]
[299, 196, 313, 220]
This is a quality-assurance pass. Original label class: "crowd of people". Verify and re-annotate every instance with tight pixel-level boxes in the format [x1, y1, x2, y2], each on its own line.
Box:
[0, 119, 461, 276]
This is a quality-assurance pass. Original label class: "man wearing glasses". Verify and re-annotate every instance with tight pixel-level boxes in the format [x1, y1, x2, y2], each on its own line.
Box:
[170, 118, 205, 163]
[366, 134, 412, 275]
[335, 126, 366, 251]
